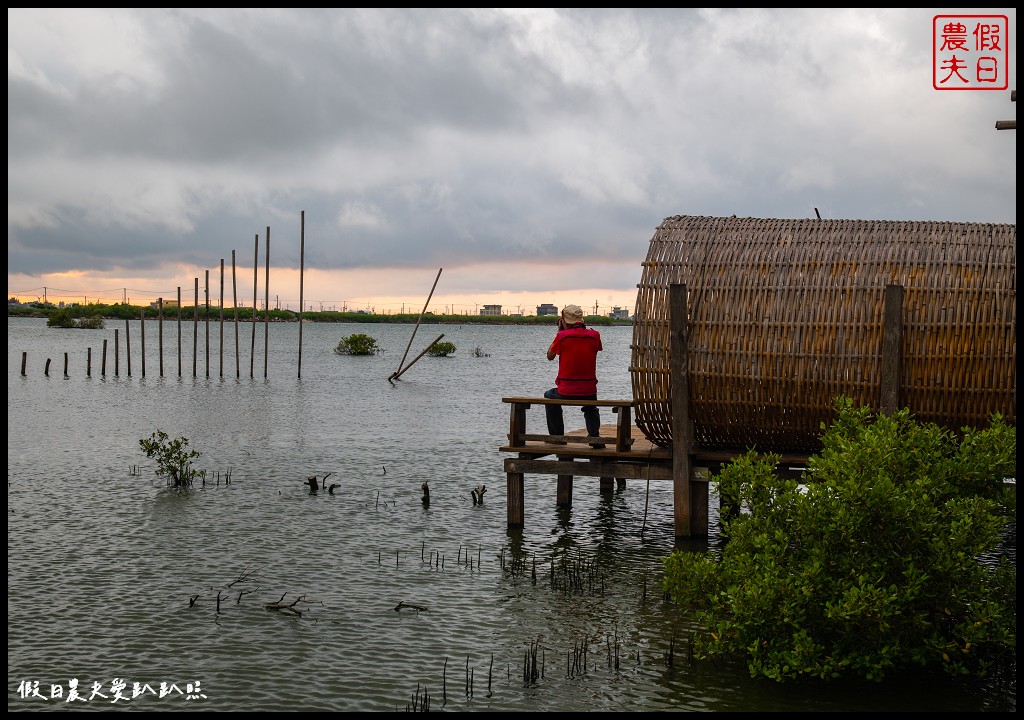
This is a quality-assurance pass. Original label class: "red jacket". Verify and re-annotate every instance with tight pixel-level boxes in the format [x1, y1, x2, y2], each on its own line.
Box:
[548, 325, 602, 395]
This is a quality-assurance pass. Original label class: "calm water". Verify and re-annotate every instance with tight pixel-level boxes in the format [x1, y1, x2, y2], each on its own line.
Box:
[7, 317, 1015, 712]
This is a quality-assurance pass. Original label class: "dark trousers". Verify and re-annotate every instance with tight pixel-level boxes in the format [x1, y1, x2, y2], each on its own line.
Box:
[544, 388, 600, 437]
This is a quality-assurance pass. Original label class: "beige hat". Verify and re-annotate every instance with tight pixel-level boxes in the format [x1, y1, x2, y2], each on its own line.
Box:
[561, 304, 584, 324]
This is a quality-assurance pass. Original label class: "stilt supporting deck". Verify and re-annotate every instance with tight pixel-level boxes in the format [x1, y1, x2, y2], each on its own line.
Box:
[507, 471, 524, 529]
[670, 283, 701, 538]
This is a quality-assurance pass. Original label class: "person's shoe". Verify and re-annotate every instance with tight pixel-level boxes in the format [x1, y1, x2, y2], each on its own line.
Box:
[589, 437, 606, 449]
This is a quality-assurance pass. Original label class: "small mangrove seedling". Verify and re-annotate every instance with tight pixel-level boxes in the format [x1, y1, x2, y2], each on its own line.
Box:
[139, 430, 204, 489]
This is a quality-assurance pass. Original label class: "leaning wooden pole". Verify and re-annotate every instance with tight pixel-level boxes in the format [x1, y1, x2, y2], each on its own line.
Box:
[390, 267, 442, 381]
[392, 333, 445, 381]
[251, 233, 258, 379]
[263, 225, 270, 380]
[298, 210, 305, 380]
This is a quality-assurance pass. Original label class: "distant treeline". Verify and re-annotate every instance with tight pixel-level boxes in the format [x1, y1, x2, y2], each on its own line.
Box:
[8, 303, 631, 326]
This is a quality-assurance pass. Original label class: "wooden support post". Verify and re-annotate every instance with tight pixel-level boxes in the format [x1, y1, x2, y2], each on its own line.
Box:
[102, 338, 107, 376]
[22, 351, 27, 376]
[125, 319, 131, 377]
[556, 459, 573, 506]
[670, 283, 701, 538]
[87, 347, 92, 377]
[507, 471, 525, 528]
[114, 328, 119, 376]
[508, 402, 527, 446]
[880, 284, 903, 416]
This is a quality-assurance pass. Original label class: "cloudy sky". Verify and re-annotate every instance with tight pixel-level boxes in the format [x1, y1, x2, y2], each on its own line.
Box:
[7, 8, 1017, 315]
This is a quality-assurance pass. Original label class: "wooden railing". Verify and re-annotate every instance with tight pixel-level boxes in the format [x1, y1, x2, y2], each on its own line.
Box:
[501, 397, 635, 453]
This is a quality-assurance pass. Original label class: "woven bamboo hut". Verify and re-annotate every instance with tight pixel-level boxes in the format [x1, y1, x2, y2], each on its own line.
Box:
[631, 215, 1016, 455]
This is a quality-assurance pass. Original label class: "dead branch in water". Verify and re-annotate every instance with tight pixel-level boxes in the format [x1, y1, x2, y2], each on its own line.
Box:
[265, 592, 322, 616]
[395, 600, 428, 612]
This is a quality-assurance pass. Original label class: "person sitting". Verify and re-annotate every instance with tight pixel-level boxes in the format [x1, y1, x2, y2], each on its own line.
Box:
[543, 304, 604, 448]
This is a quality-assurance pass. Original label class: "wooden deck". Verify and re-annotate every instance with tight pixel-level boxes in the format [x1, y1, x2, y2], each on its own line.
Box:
[499, 394, 811, 539]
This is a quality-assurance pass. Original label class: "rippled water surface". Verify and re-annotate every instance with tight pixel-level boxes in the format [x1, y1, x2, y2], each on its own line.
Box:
[8, 317, 1015, 712]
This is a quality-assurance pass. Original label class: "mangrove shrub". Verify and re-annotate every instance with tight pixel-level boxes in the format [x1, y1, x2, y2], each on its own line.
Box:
[139, 430, 205, 488]
[427, 340, 457, 357]
[335, 333, 381, 355]
[662, 398, 1016, 683]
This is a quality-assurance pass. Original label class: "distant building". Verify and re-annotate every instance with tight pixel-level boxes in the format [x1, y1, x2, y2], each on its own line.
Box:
[609, 306, 630, 320]
[536, 303, 558, 316]
[150, 298, 179, 308]
[480, 304, 502, 316]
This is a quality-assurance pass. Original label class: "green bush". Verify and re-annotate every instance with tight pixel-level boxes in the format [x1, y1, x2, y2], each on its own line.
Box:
[139, 430, 205, 488]
[335, 333, 381, 355]
[662, 398, 1016, 683]
[427, 340, 457, 357]
[45, 309, 105, 328]
[46, 309, 76, 328]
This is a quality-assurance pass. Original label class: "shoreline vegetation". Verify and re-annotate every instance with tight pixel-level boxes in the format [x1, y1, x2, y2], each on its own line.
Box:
[8, 303, 632, 326]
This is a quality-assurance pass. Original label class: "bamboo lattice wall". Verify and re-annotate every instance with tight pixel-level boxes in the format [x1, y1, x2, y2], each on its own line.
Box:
[631, 215, 1017, 453]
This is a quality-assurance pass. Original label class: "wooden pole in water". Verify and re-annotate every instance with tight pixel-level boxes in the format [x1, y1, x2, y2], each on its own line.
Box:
[158, 298, 164, 377]
[45, 357, 51, 376]
[391, 267, 442, 381]
[670, 282, 707, 538]
[219, 258, 225, 378]
[115, 328, 119, 376]
[140, 307, 146, 378]
[193, 277, 199, 378]
[251, 233, 258, 379]
[64, 352, 69, 377]
[177, 287, 182, 377]
[102, 338, 107, 376]
[205, 269, 210, 378]
[263, 225, 270, 380]
[392, 333, 445, 381]
[232, 250, 240, 379]
[21, 351, 26, 376]
[298, 210, 305, 380]
[125, 318, 131, 377]
[88, 347, 92, 377]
